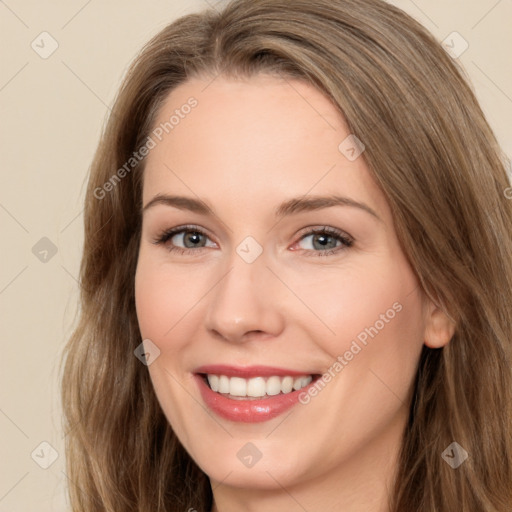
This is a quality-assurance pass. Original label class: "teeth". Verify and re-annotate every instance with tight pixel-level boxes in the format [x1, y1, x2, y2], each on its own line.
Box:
[230, 377, 247, 397]
[247, 377, 266, 397]
[218, 375, 230, 394]
[281, 376, 294, 393]
[266, 376, 281, 396]
[206, 374, 313, 398]
[293, 376, 311, 391]
[208, 374, 219, 392]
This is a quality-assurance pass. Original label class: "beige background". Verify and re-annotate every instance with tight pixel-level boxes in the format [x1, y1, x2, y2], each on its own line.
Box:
[0, 1, 511, 510]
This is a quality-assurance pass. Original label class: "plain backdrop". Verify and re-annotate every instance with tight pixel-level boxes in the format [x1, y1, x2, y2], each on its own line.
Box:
[0, 1, 511, 510]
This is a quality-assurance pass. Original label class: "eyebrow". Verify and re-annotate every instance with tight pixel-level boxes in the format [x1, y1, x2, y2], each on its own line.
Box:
[142, 194, 381, 221]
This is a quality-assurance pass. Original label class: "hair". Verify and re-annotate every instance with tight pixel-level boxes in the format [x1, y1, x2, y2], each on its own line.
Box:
[60, 0, 512, 510]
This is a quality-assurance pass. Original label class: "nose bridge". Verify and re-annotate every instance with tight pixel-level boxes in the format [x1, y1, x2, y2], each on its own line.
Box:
[204, 247, 284, 343]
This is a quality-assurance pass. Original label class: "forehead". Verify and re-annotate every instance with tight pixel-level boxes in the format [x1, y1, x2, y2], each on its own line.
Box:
[141, 74, 390, 224]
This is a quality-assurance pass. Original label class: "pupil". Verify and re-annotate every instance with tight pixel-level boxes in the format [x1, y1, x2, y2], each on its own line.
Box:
[185, 232, 202, 247]
[314, 234, 335, 250]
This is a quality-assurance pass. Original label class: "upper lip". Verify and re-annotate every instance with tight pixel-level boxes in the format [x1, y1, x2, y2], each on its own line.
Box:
[194, 364, 317, 378]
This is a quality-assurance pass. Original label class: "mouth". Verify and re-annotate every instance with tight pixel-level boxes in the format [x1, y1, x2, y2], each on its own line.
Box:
[199, 373, 317, 400]
[193, 365, 321, 422]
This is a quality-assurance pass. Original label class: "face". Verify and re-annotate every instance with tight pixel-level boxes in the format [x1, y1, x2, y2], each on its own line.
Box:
[134, 74, 449, 496]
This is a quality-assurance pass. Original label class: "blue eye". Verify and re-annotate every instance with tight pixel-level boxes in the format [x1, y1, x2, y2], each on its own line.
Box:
[295, 227, 353, 257]
[153, 225, 353, 257]
[153, 225, 214, 255]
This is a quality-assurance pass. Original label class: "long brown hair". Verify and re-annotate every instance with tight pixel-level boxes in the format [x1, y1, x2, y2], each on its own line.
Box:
[60, 0, 512, 510]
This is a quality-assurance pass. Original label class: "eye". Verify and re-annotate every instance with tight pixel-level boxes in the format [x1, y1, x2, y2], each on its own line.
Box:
[153, 224, 354, 257]
[152, 225, 215, 255]
[293, 226, 354, 257]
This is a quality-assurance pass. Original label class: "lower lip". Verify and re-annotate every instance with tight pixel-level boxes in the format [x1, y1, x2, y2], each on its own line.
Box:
[194, 374, 316, 423]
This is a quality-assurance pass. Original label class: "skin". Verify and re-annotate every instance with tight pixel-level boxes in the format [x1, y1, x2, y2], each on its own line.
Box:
[134, 74, 455, 512]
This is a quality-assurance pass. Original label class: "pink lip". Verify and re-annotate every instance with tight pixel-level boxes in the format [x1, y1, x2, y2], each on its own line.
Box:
[193, 365, 319, 423]
[194, 364, 312, 378]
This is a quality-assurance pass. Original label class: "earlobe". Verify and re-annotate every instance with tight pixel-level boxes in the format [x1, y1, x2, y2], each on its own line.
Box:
[423, 301, 456, 349]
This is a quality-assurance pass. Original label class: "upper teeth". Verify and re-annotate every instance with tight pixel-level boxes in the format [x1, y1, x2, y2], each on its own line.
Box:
[206, 374, 313, 397]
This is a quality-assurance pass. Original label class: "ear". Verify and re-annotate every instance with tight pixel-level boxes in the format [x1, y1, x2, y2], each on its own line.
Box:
[423, 300, 456, 349]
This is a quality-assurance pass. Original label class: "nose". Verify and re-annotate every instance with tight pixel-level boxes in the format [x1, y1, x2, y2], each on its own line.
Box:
[203, 253, 285, 344]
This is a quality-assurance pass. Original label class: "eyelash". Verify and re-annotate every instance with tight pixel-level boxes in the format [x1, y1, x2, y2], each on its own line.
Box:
[152, 224, 354, 257]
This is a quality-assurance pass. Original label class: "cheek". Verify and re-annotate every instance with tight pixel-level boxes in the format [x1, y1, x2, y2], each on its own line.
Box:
[134, 255, 208, 344]
[290, 258, 422, 362]
[288, 267, 424, 470]
[134, 267, 171, 342]
[134, 256, 204, 443]
[319, 265, 424, 419]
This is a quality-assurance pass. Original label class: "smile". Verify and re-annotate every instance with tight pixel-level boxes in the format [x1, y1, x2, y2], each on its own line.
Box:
[205, 374, 313, 399]
[194, 365, 321, 422]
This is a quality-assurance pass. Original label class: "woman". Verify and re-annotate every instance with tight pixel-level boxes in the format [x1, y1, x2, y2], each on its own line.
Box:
[60, 0, 512, 510]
